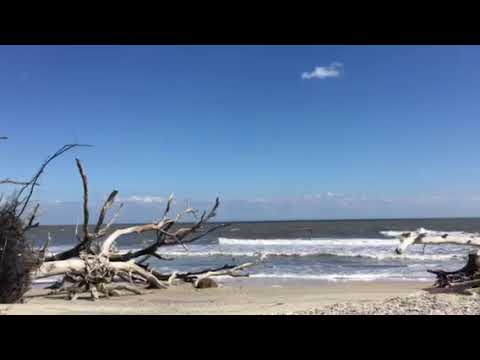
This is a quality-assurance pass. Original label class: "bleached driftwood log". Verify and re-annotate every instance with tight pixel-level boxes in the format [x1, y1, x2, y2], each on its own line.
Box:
[393, 228, 480, 255]
[162, 258, 264, 289]
[390, 228, 480, 293]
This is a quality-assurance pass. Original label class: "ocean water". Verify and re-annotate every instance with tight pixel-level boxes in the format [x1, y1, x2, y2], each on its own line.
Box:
[27, 218, 480, 283]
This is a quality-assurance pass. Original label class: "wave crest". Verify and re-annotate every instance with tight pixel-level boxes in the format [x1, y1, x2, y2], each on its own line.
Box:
[250, 273, 433, 281]
[218, 237, 398, 246]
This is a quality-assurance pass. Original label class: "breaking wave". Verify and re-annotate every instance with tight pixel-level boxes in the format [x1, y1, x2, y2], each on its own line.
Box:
[134, 249, 463, 261]
[249, 273, 433, 282]
[218, 237, 399, 246]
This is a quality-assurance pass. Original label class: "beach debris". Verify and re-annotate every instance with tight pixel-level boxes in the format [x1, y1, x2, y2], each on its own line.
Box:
[31, 158, 262, 300]
[0, 143, 262, 302]
[391, 228, 480, 294]
[194, 278, 218, 289]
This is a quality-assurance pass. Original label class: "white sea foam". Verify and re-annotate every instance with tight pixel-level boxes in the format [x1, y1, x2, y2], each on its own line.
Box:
[47, 235, 465, 263]
[218, 237, 399, 246]
[380, 230, 406, 237]
[120, 236, 465, 261]
[249, 273, 433, 282]
[130, 249, 462, 261]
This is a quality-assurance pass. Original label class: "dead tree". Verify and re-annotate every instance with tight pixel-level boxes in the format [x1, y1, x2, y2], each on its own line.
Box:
[1, 143, 260, 302]
[31, 158, 261, 300]
[393, 228, 480, 293]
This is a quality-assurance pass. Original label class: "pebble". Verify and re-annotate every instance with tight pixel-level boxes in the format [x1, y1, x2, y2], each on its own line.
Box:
[280, 292, 480, 315]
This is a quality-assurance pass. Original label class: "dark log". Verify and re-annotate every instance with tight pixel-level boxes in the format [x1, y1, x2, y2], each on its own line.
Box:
[427, 253, 480, 289]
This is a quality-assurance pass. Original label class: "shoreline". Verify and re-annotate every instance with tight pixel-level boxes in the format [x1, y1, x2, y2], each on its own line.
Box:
[1, 279, 430, 315]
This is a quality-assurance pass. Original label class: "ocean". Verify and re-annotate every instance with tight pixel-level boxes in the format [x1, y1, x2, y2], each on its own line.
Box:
[27, 218, 480, 283]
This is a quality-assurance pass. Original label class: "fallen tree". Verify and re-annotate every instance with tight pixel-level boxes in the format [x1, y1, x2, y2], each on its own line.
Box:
[393, 228, 480, 294]
[1, 143, 261, 302]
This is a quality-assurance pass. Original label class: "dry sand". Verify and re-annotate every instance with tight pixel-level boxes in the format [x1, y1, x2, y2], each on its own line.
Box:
[0, 279, 428, 315]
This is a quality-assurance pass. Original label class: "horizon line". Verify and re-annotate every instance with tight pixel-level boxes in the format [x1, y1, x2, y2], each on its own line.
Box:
[35, 215, 480, 227]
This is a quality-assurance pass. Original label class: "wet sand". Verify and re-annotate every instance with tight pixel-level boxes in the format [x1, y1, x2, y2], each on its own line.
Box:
[0, 279, 427, 315]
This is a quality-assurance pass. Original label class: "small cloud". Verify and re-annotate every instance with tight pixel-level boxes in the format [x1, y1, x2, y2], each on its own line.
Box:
[304, 192, 345, 200]
[326, 192, 344, 198]
[301, 62, 343, 80]
[126, 195, 164, 203]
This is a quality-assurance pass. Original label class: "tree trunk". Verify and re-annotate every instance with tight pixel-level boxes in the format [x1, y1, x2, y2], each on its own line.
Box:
[427, 253, 480, 289]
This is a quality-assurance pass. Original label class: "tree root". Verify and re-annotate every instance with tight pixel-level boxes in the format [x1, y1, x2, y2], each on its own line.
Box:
[426, 253, 480, 294]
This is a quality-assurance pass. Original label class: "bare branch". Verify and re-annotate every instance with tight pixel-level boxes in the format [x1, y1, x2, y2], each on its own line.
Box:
[94, 190, 118, 235]
[109, 222, 175, 262]
[161, 200, 218, 244]
[75, 158, 90, 243]
[203, 197, 220, 223]
[23, 203, 40, 231]
[16, 144, 92, 218]
[147, 259, 262, 285]
[110, 198, 227, 262]
[193, 262, 257, 286]
[98, 202, 124, 236]
[162, 193, 174, 219]
[0, 179, 39, 186]
[100, 219, 174, 256]
[37, 232, 52, 263]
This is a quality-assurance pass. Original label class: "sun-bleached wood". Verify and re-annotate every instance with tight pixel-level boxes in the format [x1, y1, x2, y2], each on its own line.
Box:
[393, 228, 480, 254]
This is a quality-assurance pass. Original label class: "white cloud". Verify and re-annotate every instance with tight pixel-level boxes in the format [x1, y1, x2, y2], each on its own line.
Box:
[304, 192, 345, 200]
[126, 195, 164, 203]
[301, 62, 343, 80]
[326, 192, 344, 198]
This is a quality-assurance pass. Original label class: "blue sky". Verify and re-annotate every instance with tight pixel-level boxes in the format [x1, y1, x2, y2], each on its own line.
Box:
[2, 45, 480, 223]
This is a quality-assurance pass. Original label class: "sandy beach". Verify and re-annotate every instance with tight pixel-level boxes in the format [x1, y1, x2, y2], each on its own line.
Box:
[0, 279, 430, 315]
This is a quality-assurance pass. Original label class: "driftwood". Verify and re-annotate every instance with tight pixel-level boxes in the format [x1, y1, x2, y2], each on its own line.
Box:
[394, 228, 480, 255]
[391, 228, 480, 294]
[1, 143, 258, 303]
[28, 158, 260, 300]
[150, 260, 261, 288]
